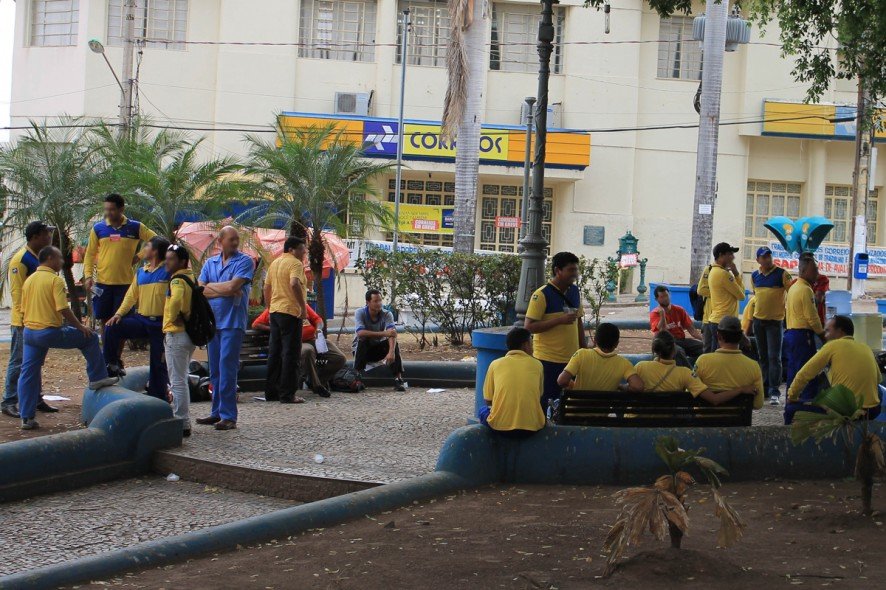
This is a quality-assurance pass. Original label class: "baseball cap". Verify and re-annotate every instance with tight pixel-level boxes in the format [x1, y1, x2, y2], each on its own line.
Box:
[717, 316, 742, 334]
[25, 221, 56, 241]
[756, 246, 772, 258]
[712, 242, 740, 258]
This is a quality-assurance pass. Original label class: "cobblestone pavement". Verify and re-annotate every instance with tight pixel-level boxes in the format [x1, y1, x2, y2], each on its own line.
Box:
[0, 476, 293, 576]
[167, 387, 476, 484]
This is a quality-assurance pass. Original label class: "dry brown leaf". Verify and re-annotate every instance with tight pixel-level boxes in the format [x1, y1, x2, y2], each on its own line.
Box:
[713, 488, 746, 547]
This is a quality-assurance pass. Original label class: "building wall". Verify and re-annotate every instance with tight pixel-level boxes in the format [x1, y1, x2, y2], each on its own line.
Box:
[8, 0, 886, 294]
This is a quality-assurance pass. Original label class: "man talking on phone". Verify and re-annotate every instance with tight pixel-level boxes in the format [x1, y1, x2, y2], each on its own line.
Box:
[706, 242, 746, 352]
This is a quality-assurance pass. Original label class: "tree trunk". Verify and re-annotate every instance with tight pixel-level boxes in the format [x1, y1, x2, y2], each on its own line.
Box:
[689, 2, 727, 286]
[290, 219, 308, 240]
[310, 228, 327, 333]
[452, 0, 486, 253]
[669, 523, 684, 549]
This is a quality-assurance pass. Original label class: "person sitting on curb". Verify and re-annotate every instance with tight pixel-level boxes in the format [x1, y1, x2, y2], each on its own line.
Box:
[479, 327, 545, 439]
[253, 305, 346, 398]
[17, 246, 118, 430]
[650, 285, 704, 368]
[557, 323, 644, 395]
[787, 315, 882, 422]
[353, 289, 406, 392]
[637, 331, 757, 405]
[693, 316, 765, 410]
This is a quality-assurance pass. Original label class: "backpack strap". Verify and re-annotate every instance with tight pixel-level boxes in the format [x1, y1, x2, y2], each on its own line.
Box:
[175, 274, 199, 291]
[648, 363, 677, 393]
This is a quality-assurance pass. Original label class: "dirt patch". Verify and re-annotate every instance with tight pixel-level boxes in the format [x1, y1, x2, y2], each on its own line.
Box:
[100, 480, 885, 589]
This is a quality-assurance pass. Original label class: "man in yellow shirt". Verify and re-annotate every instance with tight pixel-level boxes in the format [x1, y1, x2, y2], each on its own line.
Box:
[525, 252, 587, 411]
[784, 254, 825, 423]
[163, 244, 196, 437]
[480, 327, 545, 438]
[751, 246, 793, 406]
[696, 264, 716, 353]
[3, 221, 55, 419]
[82, 194, 157, 323]
[557, 323, 643, 393]
[694, 317, 765, 410]
[262, 237, 309, 404]
[707, 242, 746, 351]
[787, 315, 882, 422]
[17, 247, 118, 430]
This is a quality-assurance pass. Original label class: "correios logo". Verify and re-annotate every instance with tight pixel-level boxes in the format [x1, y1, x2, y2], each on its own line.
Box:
[403, 124, 509, 161]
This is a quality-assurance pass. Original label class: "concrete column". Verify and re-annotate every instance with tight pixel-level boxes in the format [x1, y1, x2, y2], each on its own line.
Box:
[374, 0, 398, 118]
[806, 141, 827, 217]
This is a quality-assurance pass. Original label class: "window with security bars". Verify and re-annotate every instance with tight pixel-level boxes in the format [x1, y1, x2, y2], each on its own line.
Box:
[480, 184, 553, 253]
[30, 1, 79, 47]
[490, 3, 564, 74]
[385, 178, 455, 247]
[107, 0, 188, 49]
[824, 184, 879, 245]
[397, 1, 449, 67]
[299, 0, 377, 62]
[744, 181, 802, 261]
[657, 16, 702, 80]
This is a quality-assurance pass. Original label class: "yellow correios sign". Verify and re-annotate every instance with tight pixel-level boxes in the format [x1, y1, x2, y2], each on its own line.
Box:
[402, 124, 510, 161]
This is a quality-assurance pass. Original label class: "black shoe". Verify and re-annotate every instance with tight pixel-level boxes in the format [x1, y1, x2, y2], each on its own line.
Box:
[313, 386, 331, 398]
[214, 419, 237, 431]
[107, 363, 126, 378]
[196, 415, 221, 425]
[182, 429, 192, 438]
[37, 401, 60, 413]
[1, 404, 21, 418]
[394, 378, 407, 393]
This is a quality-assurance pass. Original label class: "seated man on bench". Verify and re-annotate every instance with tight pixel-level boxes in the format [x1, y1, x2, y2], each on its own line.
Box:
[556, 323, 644, 394]
[479, 327, 545, 439]
[637, 331, 757, 405]
[693, 316, 765, 410]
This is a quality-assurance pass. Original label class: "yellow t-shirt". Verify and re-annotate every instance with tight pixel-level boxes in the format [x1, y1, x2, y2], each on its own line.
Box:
[708, 264, 746, 324]
[741, 297, 756, 333]
[694, 349, 764, 409]
[697, 265, 713, 323]
[635, 359, 708, 396]
[267, 253, 307, 317]
[786, 277, 823, 333]
[564, 348, 636, 390]
[82, 215, 156, 285]
[788, 337, 881, 408]
[751, 266, 793, 321]
[526, 282, 584, 363]
[483, 350, 545, 432]
[7, 246, 39, 328]
[163, 270, 195, 334]
[21, 266, 69, 330]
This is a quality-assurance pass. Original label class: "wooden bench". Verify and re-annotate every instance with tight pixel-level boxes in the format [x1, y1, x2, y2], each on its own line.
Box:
[554, 390, 754, 427]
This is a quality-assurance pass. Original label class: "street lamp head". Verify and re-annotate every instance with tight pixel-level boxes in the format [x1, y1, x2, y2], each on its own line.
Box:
[88, 39, 105, 54]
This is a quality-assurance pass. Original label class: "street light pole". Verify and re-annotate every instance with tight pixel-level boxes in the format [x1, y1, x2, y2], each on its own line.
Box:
[392, 9, 410, 254]
[519, 96, 536, 246]
[119, 0, 136, 136]
[515, 0, 557, 324]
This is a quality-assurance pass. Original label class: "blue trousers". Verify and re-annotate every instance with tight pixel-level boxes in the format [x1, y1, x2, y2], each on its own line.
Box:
[207, 328, 244, 422]
[2, 326, 23, 407]
[784, 328, 821, 425]
[18, 327, 108, 420]
[103, 314, 167, 400]
[540, 360, 566, 414]
[753, 319, 784, 396]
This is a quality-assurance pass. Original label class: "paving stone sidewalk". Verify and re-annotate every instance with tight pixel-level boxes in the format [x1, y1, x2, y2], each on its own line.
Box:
[166, 387, 476, 484]
[0, 476, 293, 577]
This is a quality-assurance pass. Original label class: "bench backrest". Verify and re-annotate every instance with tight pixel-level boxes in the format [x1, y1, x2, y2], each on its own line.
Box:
[556, 390, 753, 427]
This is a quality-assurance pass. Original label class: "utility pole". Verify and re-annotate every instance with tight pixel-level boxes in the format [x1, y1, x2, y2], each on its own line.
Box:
[519, 96, 536, 247]
[119, 0, 137, 136]
[847, 80, 874, 298]
[514, 0, 557, 324]
[392, 9, 410, 254]
[688, 2, 728, 286]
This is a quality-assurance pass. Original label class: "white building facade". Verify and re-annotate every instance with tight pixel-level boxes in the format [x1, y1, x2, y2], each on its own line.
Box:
[9, 0, 886, 288]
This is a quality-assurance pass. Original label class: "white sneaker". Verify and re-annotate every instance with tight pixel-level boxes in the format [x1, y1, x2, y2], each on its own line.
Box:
[769, 395, 781, 406]
[89, 376, 120, 390]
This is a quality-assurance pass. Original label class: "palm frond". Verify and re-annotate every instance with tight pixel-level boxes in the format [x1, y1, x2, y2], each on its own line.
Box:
[790, 386, 866, 446]
[712, 488, 745, 547]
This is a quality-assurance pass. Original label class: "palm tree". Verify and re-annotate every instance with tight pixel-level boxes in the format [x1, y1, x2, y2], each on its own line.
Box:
[443, 0, 487, 253]
[791, 385, 886, 515]
[243, 122, 394, 322]
[0, 119, 103, 309]
[91, 122, 245, 243]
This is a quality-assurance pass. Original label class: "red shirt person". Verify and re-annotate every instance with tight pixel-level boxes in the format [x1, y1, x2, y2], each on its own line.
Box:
[650, 285, 704, 366]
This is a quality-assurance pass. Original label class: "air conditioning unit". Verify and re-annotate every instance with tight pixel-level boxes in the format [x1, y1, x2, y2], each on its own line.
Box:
[334, 92, 372, 116]
[519, 101, 562, 128]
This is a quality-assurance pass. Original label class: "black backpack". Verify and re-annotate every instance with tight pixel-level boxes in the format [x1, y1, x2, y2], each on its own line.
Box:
[175, 275, 217, 347]
[331, 368, 364, 393]
[688, 284, 706, 322]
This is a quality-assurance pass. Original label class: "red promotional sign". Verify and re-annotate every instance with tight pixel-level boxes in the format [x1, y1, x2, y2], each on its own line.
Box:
[495, 216, 521, 229]
[620, 253, 639, 268]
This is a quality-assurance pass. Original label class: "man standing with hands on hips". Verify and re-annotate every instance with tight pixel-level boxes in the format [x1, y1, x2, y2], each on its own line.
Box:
[525, 251, 586, 414]
[784, 254, 826, 425]
[706, 242, 746, 351]
[750, 246, 792, 406]
[196, 227, 255, 431]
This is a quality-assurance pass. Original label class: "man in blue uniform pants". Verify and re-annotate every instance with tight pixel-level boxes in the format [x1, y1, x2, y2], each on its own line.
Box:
[196, 226, 255, 431]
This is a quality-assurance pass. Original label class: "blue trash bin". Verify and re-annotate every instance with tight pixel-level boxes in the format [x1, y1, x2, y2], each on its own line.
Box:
[854, 253, 870, 280]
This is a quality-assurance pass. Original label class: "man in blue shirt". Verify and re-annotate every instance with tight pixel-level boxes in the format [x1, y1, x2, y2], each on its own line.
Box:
[353, 289, 406, 392]
[195, 227, 255, 431]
